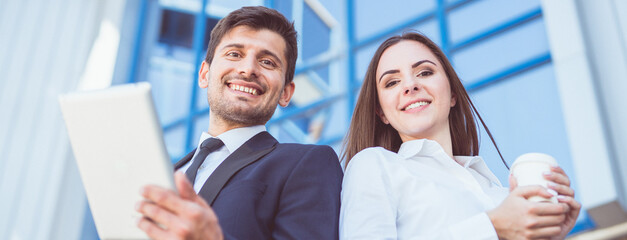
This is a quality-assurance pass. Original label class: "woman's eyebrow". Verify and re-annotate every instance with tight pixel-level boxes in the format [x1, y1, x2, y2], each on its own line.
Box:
[379, 60, 437, 82]
[379, 69, 400, 83]
[412, 60, 436, 69]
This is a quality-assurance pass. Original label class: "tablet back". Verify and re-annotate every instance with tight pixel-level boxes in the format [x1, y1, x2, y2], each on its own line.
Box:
[59, 82, 174, 239]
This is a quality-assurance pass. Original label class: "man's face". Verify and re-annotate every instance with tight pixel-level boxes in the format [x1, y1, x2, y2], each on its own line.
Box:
[199, 25, 295, 129]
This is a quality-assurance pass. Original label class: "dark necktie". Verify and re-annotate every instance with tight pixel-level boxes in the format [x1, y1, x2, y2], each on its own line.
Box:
[185, 138, 224, 184]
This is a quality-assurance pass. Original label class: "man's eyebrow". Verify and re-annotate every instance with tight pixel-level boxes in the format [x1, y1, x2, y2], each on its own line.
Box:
[412, 60, 436, 69]
[379, 70, 400, 83]
[259, 49, 283, 66]
[220, 43, 244, 50]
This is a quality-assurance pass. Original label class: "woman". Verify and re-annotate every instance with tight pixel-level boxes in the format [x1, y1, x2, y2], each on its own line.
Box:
[340, 32, 580, 239]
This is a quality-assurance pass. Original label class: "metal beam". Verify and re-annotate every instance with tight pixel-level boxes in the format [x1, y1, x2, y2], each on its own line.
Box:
[184, 0, 209, 152]
[451, 8, 542, 53]
[467, 52, 551, 92]
[126, 0, 148, 83]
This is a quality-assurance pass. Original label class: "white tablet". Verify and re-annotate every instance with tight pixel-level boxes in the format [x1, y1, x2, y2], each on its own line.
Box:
[59, 82, 174, 240]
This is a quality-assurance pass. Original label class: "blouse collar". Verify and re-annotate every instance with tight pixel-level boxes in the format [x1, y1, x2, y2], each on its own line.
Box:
[397, 139, 503, 187]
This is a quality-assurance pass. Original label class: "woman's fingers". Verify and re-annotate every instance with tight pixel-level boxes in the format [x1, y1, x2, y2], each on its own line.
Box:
[548, 182, 575, 197]
[558, 195, 581, 217]
[544, 166, 570, 186]
[531, 202, 568, 216]
[530, 214, 566, 228]
[509, 174, 518, 192]
[528, 225, 562, 239]
[514, 185, 555, 200]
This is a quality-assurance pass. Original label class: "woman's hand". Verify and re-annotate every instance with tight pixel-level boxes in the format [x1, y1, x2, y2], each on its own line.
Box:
[487, 175, 569, 240]
[545, 166, 581, 240]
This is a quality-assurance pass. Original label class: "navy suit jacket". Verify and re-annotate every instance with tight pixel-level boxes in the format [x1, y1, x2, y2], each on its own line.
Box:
[173, 131, 343, 239]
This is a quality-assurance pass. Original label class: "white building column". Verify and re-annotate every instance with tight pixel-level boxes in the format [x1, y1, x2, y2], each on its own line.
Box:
[0, 0, 129, 239]
[541, 0, 627, 228]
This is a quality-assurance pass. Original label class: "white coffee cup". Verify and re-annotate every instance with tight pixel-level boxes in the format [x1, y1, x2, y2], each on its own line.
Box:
[510, 153, 558, 203]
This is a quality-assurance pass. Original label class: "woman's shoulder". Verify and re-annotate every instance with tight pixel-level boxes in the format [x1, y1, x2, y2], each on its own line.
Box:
[346, 147, 401, 172]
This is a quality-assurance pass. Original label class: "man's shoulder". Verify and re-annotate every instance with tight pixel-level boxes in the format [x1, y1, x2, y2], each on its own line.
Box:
[273, 143, 337, 158]
[275, 142, 332, 150]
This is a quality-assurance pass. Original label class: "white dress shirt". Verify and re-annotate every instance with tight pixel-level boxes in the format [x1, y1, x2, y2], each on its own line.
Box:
[178, 125, 266, 193]
[340, 139, 508, 240]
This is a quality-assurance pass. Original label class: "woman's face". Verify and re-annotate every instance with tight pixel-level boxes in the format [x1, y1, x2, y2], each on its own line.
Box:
[375, 40, 456, 142]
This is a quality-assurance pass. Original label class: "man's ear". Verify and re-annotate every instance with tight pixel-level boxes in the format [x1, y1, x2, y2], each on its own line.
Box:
[198, 61, 210, 89]
[376, 107, 390, 124]
[278, 81, 295, 107]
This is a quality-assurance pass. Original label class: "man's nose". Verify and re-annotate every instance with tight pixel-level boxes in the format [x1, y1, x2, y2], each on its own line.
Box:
[237, 56, 259, 79]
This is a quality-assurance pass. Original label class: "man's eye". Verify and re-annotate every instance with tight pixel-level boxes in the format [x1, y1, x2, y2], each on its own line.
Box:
[226, 52, 241, 58]
[260, 59, 276, 68]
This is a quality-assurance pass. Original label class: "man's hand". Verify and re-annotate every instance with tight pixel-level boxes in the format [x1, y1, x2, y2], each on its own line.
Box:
[136, 171, 224, 240]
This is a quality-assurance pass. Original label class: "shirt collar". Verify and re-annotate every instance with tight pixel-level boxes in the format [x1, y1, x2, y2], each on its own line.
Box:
[397, 139, 502, 186]
[197, 125, 267, 154]
[455, 156, 503, 187]
[397, 138, 445, 159]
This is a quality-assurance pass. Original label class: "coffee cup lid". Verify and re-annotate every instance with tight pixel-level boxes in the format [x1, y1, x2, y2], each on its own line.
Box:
[511, 153, 558, 170]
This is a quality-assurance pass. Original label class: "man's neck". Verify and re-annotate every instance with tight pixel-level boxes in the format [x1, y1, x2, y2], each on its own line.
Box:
[208, 114, 263, 136]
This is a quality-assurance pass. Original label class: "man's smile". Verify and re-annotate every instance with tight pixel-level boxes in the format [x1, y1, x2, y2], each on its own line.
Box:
[228, 83, 261, 96]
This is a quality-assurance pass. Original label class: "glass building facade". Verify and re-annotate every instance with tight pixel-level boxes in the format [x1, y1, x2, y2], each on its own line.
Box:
[76, 0, 591, 238]
[4, 0, 613, 238]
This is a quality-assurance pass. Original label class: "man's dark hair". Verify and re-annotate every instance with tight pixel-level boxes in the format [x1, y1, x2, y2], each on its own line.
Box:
[204, 6, 298, 84]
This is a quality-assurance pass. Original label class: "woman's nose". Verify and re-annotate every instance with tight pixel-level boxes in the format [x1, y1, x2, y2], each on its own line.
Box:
[404, 85, 420, 95]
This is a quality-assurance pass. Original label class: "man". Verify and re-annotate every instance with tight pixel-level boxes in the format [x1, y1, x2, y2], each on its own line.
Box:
[135, 6, 343, 240]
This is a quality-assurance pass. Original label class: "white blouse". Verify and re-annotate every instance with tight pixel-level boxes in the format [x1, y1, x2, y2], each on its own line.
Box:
[340, 139, 508, 240]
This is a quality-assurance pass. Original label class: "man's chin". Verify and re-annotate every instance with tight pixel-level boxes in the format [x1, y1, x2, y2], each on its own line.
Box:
[215, 107, 274, 126]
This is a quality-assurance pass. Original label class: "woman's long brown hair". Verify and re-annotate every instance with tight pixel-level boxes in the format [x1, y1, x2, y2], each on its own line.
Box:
[342, 32, 507, 168]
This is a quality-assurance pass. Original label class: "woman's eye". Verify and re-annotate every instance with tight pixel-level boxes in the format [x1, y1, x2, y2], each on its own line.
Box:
[417, 71, 433, 77]
[385, 80, 398, 88]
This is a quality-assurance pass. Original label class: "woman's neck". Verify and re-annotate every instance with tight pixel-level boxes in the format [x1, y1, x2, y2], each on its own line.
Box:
[401, 125, 454, 159]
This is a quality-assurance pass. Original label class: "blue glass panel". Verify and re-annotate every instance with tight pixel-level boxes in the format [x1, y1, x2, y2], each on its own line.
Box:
[470, 64, 575, 193]
[317, 0, 343, 23]
[409, 19, 441, 48]
[448, 0, 540, 44]
[302, 3, 330, 60]
[209, 0, 265, 12]
[445, 0, 463, 5]
[164, 124, 187, 161]
[451, 18, 549, 86]
[276, 124, 299, 143]
[202, 17, 221, 52]
[355, 41, 381, 83]
[354, 0, 436, 41]
[192, 113, 211, 147]
[80, 204, 99, 240]
[147, 48, 194, 125]
[159, 9, 195, 48]
[195, 82, 210, 112]
[313, 66, 330, 85]
[274, 0, 292, 20]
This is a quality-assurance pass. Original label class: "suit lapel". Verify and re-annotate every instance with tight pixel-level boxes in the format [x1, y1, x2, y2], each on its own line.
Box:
[198, 131, 278, 205]
[173, 148, 196, 170]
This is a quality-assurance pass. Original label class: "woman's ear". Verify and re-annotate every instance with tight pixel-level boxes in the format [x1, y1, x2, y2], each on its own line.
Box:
[376, 107, 390, 124]
[450, 93, 457, 107]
